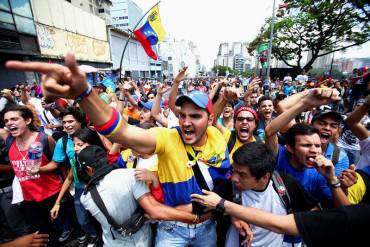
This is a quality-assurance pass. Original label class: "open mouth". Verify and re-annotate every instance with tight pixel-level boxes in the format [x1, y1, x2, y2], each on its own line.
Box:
[183, 130, 195, 138]
[238, 127, 250, 139]
[320, 132, 331, 140]
[8, 126, 18, 132]
[306, 156, 317, 167]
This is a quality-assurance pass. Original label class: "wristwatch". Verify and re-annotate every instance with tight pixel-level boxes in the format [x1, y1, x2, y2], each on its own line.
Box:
[327, 177, 341, 188]
[215, 198, 226, 213]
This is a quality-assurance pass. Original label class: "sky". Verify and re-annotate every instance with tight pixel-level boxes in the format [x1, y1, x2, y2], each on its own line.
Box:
[132, 0, 370, 69]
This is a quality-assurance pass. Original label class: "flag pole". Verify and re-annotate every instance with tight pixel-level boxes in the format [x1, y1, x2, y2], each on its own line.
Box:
[118, 1, 161, 82]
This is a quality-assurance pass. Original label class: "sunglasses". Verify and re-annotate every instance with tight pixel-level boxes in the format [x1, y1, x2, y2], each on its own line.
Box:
[236, 117, 255, 122]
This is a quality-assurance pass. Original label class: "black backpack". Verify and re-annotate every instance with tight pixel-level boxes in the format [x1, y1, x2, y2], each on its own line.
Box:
[1, 132, 53, 164]
[331, 143, 340, 166]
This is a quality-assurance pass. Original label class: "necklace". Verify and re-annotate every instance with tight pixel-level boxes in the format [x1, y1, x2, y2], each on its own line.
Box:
[15, 139, 28, 161]
[15, 132, 38, 161]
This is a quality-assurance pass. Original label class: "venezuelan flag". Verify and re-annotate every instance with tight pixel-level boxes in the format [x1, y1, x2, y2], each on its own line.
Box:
[133, 6, 166, 60]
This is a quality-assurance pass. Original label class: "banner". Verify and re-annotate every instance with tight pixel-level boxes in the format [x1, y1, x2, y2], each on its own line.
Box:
[257, 43, 269, 68]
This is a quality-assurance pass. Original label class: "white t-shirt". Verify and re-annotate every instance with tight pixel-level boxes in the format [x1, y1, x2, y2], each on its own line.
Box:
[81, 169, 151, 247]
[356, 136, 370, 170]
[225, 181, 286, 247]
[167, 110, 179, 128]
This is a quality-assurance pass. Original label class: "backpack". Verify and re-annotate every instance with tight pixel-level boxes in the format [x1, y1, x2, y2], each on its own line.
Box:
[331, 143, 340, 166]
[2, 131, 52, 164]
[227, 130, 262, 153]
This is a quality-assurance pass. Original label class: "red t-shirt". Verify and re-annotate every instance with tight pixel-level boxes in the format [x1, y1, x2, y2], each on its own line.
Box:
[9, 134, 62, 202]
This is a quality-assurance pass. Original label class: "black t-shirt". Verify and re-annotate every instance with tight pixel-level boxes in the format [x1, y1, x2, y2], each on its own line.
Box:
[294, 204, 370, 247]
[0, 137, 14, 188]
[281, 173, 319, 212]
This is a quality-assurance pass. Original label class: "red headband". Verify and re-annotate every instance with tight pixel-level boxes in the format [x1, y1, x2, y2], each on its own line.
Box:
[234, 106, 258, 122]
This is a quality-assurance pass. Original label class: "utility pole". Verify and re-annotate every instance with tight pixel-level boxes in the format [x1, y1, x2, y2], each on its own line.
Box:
[266, 0, 277, 80]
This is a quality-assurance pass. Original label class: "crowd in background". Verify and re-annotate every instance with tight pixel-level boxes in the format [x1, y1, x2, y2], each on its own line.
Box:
[0, 58, 369, 247]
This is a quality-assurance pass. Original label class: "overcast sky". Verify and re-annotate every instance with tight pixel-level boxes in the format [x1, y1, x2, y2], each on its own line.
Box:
[133, 0, 370, 69]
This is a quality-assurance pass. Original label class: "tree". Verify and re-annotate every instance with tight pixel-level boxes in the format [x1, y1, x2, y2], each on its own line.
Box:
[248, 0, 370, 74]
[212, 65, 237, 76]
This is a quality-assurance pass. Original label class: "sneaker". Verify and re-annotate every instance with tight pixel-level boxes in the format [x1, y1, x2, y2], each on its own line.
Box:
[77, 233, 88, 244]
[87, 235, 99, 247]
[58, 230, 72, 242]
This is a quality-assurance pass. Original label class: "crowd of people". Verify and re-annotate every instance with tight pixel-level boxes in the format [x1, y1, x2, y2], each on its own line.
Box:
[0, 53, 369, 247]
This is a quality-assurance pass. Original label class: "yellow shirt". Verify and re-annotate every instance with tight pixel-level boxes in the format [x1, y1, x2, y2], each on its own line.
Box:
[148, 126, 230, 206]
[348, 172, 366, 204]
[223, 128, 256, 165]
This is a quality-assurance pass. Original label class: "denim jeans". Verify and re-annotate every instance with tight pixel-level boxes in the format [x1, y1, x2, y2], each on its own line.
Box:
[74, 187, 98, 237]
[155, 219, 217, 247]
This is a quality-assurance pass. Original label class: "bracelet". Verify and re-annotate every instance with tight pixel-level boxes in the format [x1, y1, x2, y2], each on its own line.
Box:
[327, 177, 341, 188]
[75, 85, 93, 102]
[94, 108, 122, 138]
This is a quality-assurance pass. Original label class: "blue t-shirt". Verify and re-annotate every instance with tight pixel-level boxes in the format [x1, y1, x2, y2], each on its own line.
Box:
[276, 145, 332, 207]
[283, 85, 294, 95]
[324, 142, 349, 176]
[52, 135, 83, 188]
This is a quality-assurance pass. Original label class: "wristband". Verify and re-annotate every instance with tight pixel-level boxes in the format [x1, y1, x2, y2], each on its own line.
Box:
[327, 177, 341, 188]
[75, 85, 92, 102]
[94, 108, 122, 138]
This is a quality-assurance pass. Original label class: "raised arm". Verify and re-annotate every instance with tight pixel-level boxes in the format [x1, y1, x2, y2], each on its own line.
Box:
[6, 53, 157, 155]
[345, 95, 370, 141]
[151, 84, 169, 127]
[265, 88, 341, 154]
[168, 67, 187, 116]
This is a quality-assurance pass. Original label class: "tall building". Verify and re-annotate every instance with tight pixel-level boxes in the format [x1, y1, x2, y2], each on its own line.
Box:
[159, 38, 200, 78]
[66, 0, 112, 24]
[307, 50, 334, 69]
[214, 42, 253, 73]
[111, 0, 142, 31]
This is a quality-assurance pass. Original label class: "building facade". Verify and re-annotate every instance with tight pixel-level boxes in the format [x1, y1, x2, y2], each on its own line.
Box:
[214, 42, 253, 73]
[0, 0, 40, 88]
[111, 0, 142, 31]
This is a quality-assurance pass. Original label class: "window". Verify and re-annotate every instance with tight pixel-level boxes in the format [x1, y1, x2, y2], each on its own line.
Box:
[9, 0, 32, 17]
[98, 8, 104, 13]
[14, 15, 35, 34]
[0, 0, 36, 35]
[0, 10, 13, 23]
[0, 0, 10, 11]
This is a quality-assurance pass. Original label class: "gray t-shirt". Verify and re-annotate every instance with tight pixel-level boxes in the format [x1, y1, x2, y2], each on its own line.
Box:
[81, 169, 151, 247]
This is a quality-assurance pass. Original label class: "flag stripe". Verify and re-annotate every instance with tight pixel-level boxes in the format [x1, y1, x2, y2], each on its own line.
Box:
[133, 28, 158, 60]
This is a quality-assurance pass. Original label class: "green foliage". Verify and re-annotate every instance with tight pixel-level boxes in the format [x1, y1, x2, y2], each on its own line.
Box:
[248, 0, 370, 73]
[212, 65, 240, 76]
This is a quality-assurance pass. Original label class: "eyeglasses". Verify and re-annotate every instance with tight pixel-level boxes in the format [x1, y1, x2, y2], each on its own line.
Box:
[236, 117, 255, 122]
